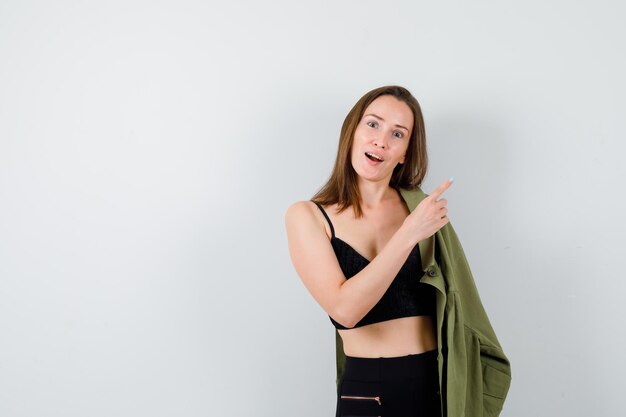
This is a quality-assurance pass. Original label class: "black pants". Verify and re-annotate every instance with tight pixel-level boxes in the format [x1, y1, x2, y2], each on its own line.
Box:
[336, 348, 441, 417]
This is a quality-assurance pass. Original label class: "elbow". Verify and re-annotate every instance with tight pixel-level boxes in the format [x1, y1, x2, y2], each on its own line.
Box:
[331, 305, 357, 329]
[330, 281, 359, 328]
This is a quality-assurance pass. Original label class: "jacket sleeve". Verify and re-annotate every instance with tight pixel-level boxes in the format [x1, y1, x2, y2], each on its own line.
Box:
[437, 220, 512, 417]
[335, 328, 345, 390]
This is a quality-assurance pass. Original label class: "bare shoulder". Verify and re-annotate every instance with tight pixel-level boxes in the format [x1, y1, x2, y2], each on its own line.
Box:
[285, 200, 315, 218]
[284, 200, 324, 232]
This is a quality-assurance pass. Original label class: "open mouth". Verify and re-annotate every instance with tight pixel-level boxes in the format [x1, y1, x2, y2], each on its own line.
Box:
[365, 152, 384, 162]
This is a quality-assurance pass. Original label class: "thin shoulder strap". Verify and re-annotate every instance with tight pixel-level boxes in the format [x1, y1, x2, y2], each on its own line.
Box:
[312, 201, 335, 238]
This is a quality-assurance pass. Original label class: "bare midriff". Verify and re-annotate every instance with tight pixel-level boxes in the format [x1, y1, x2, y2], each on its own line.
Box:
[337, 315, 437, 358]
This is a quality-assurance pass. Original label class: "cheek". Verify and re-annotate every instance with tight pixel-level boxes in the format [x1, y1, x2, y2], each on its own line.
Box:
[351, 142, 365, 163]
[351, 132, 365, 151]
[354, 125, 368, 139]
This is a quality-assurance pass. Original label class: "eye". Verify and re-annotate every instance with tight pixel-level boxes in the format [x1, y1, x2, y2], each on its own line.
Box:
[393, 131, 404, 138]
[366, 121, 378, 128]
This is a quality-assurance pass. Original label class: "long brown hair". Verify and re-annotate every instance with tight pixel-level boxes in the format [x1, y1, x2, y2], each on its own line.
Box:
[311, 85, 428, 218]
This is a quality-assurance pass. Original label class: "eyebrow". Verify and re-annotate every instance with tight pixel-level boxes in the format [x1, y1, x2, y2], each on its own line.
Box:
[364, 113, 409, 132]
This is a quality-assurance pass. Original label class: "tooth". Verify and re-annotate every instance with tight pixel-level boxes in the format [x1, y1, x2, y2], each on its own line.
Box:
[365, 152, 383, 162]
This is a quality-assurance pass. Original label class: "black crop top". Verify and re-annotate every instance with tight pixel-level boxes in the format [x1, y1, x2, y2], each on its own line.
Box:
[313, 202, 436, 330]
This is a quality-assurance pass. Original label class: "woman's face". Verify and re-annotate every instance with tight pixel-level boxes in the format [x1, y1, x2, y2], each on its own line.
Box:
[350, 94, 413, 185]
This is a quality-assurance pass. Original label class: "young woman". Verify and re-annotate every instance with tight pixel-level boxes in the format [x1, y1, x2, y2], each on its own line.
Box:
[285, 85, 454, 416]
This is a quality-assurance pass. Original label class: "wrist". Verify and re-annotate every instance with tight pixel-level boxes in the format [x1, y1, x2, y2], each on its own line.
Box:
[398, 223, 422, 248]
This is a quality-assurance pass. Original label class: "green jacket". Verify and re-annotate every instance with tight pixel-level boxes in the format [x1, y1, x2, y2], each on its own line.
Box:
[334, 186, 512, 417]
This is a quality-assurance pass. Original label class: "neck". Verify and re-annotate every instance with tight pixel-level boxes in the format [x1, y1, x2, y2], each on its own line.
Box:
[357, 179, 397, 210]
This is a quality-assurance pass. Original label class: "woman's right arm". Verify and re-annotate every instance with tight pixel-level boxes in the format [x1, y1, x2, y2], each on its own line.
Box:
[284, 201, 422, 328]
[284, 181, 452, 328]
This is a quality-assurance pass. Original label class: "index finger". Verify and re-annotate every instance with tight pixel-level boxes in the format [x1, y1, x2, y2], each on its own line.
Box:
[430, 176, 455, 200]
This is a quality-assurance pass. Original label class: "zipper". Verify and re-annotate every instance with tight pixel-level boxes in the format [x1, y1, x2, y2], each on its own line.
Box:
[340, 394, 381, 405]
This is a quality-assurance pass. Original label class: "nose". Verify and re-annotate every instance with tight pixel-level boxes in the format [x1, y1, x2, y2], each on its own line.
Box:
[372, 135, 387, 149]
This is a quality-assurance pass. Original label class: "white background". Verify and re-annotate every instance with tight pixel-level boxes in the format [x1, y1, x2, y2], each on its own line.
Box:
[1, 1, 624, 416]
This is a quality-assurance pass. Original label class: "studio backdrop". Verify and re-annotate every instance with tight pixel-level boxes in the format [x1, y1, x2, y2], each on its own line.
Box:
[0, 1, 624, 416]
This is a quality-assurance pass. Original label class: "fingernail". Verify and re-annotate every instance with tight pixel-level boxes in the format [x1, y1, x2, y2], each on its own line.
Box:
[449, 176, 455, 183]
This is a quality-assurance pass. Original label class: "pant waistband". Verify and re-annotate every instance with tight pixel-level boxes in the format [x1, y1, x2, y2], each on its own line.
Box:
[343, 348, 438, 382]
